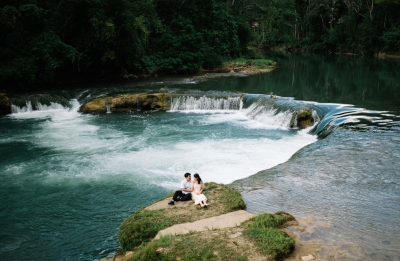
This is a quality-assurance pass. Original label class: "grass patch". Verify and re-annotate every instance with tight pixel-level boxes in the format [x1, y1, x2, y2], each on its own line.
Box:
[252, 59, 274, 68]
[117, 184, 296, 261]
[243, 212, 296, 260]
[125, 212, 296, 261]
[126, 233, 243, 261]
[206, 182, 246, 212]
[118, 182, 246, 251]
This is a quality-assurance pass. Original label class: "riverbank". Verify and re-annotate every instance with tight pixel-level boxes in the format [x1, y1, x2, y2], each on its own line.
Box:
[202, 58, 276, 75]
[0, 58, 276, 116]
[101, 183, 320, 261]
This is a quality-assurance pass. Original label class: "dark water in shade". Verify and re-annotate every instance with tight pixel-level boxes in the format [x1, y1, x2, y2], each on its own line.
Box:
[1, 53, 400, 260]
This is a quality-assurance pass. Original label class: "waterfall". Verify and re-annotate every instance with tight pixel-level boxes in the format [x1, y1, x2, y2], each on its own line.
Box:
[137, 95, 142, 111]
[11, 101, 69, 113]
[170, 96, 243, 110]
[105, 98, 112, 114]
[11, 101, 33, 113]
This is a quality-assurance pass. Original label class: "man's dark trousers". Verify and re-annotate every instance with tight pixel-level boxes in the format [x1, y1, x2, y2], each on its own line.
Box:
[172, 191, 191, 201]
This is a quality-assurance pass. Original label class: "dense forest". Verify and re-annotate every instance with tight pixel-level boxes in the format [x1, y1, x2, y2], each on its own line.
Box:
[1, 0, 399, 90]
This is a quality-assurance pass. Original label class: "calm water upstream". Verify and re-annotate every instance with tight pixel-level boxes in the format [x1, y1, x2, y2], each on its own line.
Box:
[0, 53, 399, 261]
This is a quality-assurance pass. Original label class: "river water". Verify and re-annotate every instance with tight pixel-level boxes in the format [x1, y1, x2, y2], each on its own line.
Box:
[0, 53, 399, 260]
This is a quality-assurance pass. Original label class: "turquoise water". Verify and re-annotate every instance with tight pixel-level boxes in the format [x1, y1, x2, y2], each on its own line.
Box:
[1, 54, 400, 260]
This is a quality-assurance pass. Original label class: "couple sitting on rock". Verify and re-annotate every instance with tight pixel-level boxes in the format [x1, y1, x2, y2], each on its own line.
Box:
[168, 172, 209, 207]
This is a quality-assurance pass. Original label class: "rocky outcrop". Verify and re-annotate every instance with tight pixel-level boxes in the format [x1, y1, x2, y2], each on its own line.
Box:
[0, 93, 11, 115]
[79, 92, 171, 113]
[290, 108, 314, 129]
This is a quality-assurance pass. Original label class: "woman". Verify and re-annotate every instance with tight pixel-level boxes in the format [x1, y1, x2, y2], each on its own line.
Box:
[191, 173, 209, 207]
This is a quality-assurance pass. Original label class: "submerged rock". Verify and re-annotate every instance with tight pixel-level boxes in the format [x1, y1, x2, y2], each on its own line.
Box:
[0, 93, 11, 115]
[79, 93, 171, 113]
[290, 108, 314, 129]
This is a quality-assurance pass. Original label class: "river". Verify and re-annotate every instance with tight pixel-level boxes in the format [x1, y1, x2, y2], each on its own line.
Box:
[0, 53, 399, 260]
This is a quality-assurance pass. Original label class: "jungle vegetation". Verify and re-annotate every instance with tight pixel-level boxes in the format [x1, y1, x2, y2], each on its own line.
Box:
[1, 0, 399, 90]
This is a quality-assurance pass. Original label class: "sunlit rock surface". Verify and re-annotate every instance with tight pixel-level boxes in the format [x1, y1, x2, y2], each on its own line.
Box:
[290, 108, 314, 129]
[79, 93, 171, 113]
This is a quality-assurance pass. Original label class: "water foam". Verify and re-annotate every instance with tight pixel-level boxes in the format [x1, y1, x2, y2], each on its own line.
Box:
[9, 100, 80, 120]
[170, 96, 242, 110]
[4, 98, 317, 188]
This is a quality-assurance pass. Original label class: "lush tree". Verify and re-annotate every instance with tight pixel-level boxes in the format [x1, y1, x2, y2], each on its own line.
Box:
[149, 0, 241, 73]
[0, 3, 78, 88]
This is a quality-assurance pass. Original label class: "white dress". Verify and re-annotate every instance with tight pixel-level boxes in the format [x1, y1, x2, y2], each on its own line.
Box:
[191, 182, 207, 204]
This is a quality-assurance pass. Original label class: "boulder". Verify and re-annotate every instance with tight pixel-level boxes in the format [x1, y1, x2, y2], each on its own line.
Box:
[0, 93, 11, 115]
[301, 254, 315, 261]
[290, 108, 314, 129]
[79, 93, 171, 113]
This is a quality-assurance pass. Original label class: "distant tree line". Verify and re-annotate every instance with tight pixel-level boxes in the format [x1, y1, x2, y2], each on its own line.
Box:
[1, 0, 399, 90]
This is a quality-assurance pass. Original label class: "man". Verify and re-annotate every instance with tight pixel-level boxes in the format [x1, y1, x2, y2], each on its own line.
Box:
[168, 173, 192, 205]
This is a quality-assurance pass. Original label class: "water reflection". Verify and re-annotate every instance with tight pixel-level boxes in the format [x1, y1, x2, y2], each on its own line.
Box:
[257, 53, 400, 112]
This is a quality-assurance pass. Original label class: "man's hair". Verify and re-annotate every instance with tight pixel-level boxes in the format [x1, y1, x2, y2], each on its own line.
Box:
[184, 173, 191, 177]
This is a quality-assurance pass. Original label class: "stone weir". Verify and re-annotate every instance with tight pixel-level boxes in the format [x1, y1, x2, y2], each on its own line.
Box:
[79, 93, 315, 130]
[79, 92, 175, 113]
[79, 92, 244, 113]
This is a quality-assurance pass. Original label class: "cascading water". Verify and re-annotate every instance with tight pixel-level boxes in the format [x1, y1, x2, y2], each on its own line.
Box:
[2, 53, 400, 261]
[105, 98, 112, 113]
[169, 94, 320, 130]
[11, 101, 69, 113]
[170, 96, 243, 111]
[1, 92, 321, 260]
[11, 101, 33, 113]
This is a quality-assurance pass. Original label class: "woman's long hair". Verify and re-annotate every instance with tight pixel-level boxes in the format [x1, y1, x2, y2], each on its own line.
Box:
[193, 173, 202, 184]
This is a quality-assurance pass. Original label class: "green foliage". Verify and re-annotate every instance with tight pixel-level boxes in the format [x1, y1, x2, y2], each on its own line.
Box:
[380, 29, 400, 53]
[149, 15, 205, 74]
[357, 18, 381, 55]
[0, 0, 163, 88]
[149, 0, 241, 74]
[244, 48, 264, 59]
[2, 0, 399, 89]
[244, 212, 295, 260]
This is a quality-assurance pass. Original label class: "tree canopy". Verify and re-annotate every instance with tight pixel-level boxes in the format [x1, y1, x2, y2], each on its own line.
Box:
[1, 0, 399, 90]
